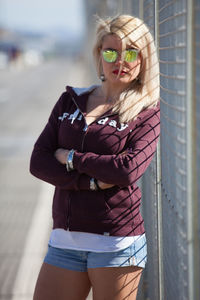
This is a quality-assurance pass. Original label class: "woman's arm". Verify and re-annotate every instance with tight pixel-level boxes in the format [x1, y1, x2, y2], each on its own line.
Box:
[54, 148, 114, 190]
[72, 109, 160, 188]
[30, 93, 91, 191]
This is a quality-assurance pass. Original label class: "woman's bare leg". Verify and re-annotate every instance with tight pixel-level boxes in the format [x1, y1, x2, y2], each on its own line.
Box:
[88, 266, 142, 300]
[33, 263, 91, 300]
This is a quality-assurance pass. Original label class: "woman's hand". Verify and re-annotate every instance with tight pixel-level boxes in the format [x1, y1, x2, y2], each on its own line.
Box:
[54, 148, 69, 165]
[97, 180, 115, 190]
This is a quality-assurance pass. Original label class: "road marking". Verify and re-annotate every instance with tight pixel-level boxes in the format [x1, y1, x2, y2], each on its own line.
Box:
[11, 182, 54, 299]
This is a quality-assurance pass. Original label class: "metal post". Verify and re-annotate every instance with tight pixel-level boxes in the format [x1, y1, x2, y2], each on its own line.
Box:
[117, 0, 123, 14]
[139, 0, 144, 20]
[155, 0, 164, 299]
[186, 0, 199, 299]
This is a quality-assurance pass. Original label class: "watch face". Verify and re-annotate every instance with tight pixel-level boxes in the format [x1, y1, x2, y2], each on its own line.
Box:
[66, 150, 74, 171]
[68, 150, 74, 170]
[90, 178, 96, 190]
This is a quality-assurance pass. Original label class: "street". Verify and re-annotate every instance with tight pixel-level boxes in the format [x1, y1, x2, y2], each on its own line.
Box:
[0, 58, 93, 299]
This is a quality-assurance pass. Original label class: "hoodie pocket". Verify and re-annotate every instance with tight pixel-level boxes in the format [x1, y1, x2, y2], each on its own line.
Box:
[103, 186, 131, 220]
[70, 189, 110, 222]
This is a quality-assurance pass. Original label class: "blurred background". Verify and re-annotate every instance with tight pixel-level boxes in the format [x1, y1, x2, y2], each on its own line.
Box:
[0, 0, 199, 299]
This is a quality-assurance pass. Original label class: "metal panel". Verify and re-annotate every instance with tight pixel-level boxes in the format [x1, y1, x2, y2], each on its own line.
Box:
[193, 0, 200, 299]
[143, 0, 155, 34]
[196, 2, 200, 209]
[159, 1, 188, 299]
[195, 1, 200, 214]
[196, 0, 200, 257]
[141, 1, 160, 300]
[142, 156, 160, 300]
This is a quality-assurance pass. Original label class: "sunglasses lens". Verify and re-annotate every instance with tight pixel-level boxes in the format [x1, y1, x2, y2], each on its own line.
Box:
[125, 50, 138, 62]
[103, 50, 117, 63]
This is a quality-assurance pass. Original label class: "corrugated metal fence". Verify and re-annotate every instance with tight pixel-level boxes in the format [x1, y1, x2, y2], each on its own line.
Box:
[84, 0, 200, 299]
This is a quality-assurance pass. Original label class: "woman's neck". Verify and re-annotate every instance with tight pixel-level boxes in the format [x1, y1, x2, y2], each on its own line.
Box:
[99, 82, 129, 103]
[96, 87, 116, 104]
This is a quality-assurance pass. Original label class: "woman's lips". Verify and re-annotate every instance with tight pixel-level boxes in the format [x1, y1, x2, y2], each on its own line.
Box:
[113, 69, 127, 75]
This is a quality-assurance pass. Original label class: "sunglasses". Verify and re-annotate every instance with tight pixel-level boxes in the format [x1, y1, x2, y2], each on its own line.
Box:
[102, 48, 140, 63]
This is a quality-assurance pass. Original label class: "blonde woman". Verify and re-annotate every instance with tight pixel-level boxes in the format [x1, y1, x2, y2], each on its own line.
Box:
[30, 14, 160, 300]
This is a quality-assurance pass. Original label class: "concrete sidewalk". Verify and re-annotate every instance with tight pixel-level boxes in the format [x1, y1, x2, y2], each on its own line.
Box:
[0, 58, 92, 299]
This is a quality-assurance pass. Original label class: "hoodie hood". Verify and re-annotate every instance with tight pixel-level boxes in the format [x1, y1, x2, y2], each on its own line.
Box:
[66, 85, 99, 98]
[69, 85, 99, 96]
[66, 85, 116, 118]
[65, 85, 98, 113]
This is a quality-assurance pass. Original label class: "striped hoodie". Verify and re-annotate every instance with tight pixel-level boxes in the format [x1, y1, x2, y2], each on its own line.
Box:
[30, 85, 160, 236]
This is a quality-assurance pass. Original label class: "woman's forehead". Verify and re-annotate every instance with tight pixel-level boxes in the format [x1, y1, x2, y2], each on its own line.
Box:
[102, 34, 135, 49]
[102, 34, 122, 46]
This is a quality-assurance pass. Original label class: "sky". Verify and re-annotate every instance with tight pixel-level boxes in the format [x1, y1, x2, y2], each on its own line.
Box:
[0, 0, 86, 38]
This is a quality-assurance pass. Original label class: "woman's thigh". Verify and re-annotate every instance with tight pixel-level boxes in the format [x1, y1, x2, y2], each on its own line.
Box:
[33, 262, 91, 300]
[88, 266, 143, 300]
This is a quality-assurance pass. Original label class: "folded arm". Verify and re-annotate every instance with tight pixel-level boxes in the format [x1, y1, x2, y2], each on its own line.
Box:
[72, 113, 160, 188]
[30, 94, 91, 190]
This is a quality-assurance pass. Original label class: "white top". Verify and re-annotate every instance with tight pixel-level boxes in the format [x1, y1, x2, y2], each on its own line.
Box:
[48, 229, 143, 252]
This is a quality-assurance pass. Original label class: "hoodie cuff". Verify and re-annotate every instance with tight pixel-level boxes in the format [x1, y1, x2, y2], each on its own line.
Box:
[73, 152, 91, 190]
[78, 174, 90, 190]
[73, 151, 84, 172]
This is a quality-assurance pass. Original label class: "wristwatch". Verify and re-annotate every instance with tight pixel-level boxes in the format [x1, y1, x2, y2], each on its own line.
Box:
[66, 149, 75, 172]
[90, 178, 98, 191]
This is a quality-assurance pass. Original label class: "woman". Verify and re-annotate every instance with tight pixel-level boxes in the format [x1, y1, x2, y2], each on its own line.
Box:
[30, 15, 160, 300]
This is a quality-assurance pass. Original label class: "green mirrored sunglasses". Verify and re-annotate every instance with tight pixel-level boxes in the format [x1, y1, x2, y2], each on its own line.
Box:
[102, 48, 139, 63]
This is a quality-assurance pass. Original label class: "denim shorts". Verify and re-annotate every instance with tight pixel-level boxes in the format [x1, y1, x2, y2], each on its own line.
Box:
[44, 235, 147, 272]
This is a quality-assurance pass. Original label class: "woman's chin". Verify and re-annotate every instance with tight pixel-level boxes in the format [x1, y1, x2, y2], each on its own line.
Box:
[108, 76, 133, 85]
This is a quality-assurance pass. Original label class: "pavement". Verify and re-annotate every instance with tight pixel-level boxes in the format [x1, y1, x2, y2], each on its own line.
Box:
[0, 58, 92, 299]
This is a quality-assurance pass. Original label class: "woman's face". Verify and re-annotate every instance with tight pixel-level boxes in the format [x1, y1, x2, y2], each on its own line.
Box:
[101, 34, 142, 87]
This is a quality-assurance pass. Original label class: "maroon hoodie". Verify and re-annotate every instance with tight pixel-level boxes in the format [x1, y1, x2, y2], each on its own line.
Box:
[30, 85, 160, 236]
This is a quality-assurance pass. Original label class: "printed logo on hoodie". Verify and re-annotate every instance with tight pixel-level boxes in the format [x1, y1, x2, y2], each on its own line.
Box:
[58, 108, 128, 131]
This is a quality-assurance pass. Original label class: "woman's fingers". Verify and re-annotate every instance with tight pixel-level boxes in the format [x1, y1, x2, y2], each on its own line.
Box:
[98, 180, 114, 189]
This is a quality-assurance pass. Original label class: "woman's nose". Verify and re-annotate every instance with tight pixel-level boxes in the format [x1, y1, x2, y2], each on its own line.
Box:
[115, 54, 124, 65]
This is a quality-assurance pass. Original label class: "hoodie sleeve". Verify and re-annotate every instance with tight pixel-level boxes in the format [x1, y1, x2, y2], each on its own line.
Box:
[73, 107, 160, 188]
[30, 93, 90, 190]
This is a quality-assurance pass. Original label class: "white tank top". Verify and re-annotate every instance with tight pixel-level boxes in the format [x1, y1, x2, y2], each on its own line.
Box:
[48, 229, 143, 252]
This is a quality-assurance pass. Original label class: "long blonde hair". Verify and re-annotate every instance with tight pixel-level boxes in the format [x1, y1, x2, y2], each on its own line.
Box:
[93, 15, 160, 123]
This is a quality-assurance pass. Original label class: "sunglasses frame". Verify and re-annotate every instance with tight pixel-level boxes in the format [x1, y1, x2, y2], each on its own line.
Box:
[102, 48, 140, 63]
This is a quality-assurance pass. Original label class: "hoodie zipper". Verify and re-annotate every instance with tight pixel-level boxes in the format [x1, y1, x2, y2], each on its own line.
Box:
[65, 95, 116, 228]
[81, 124, 88, 152]
[71, 96, 115, 127]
